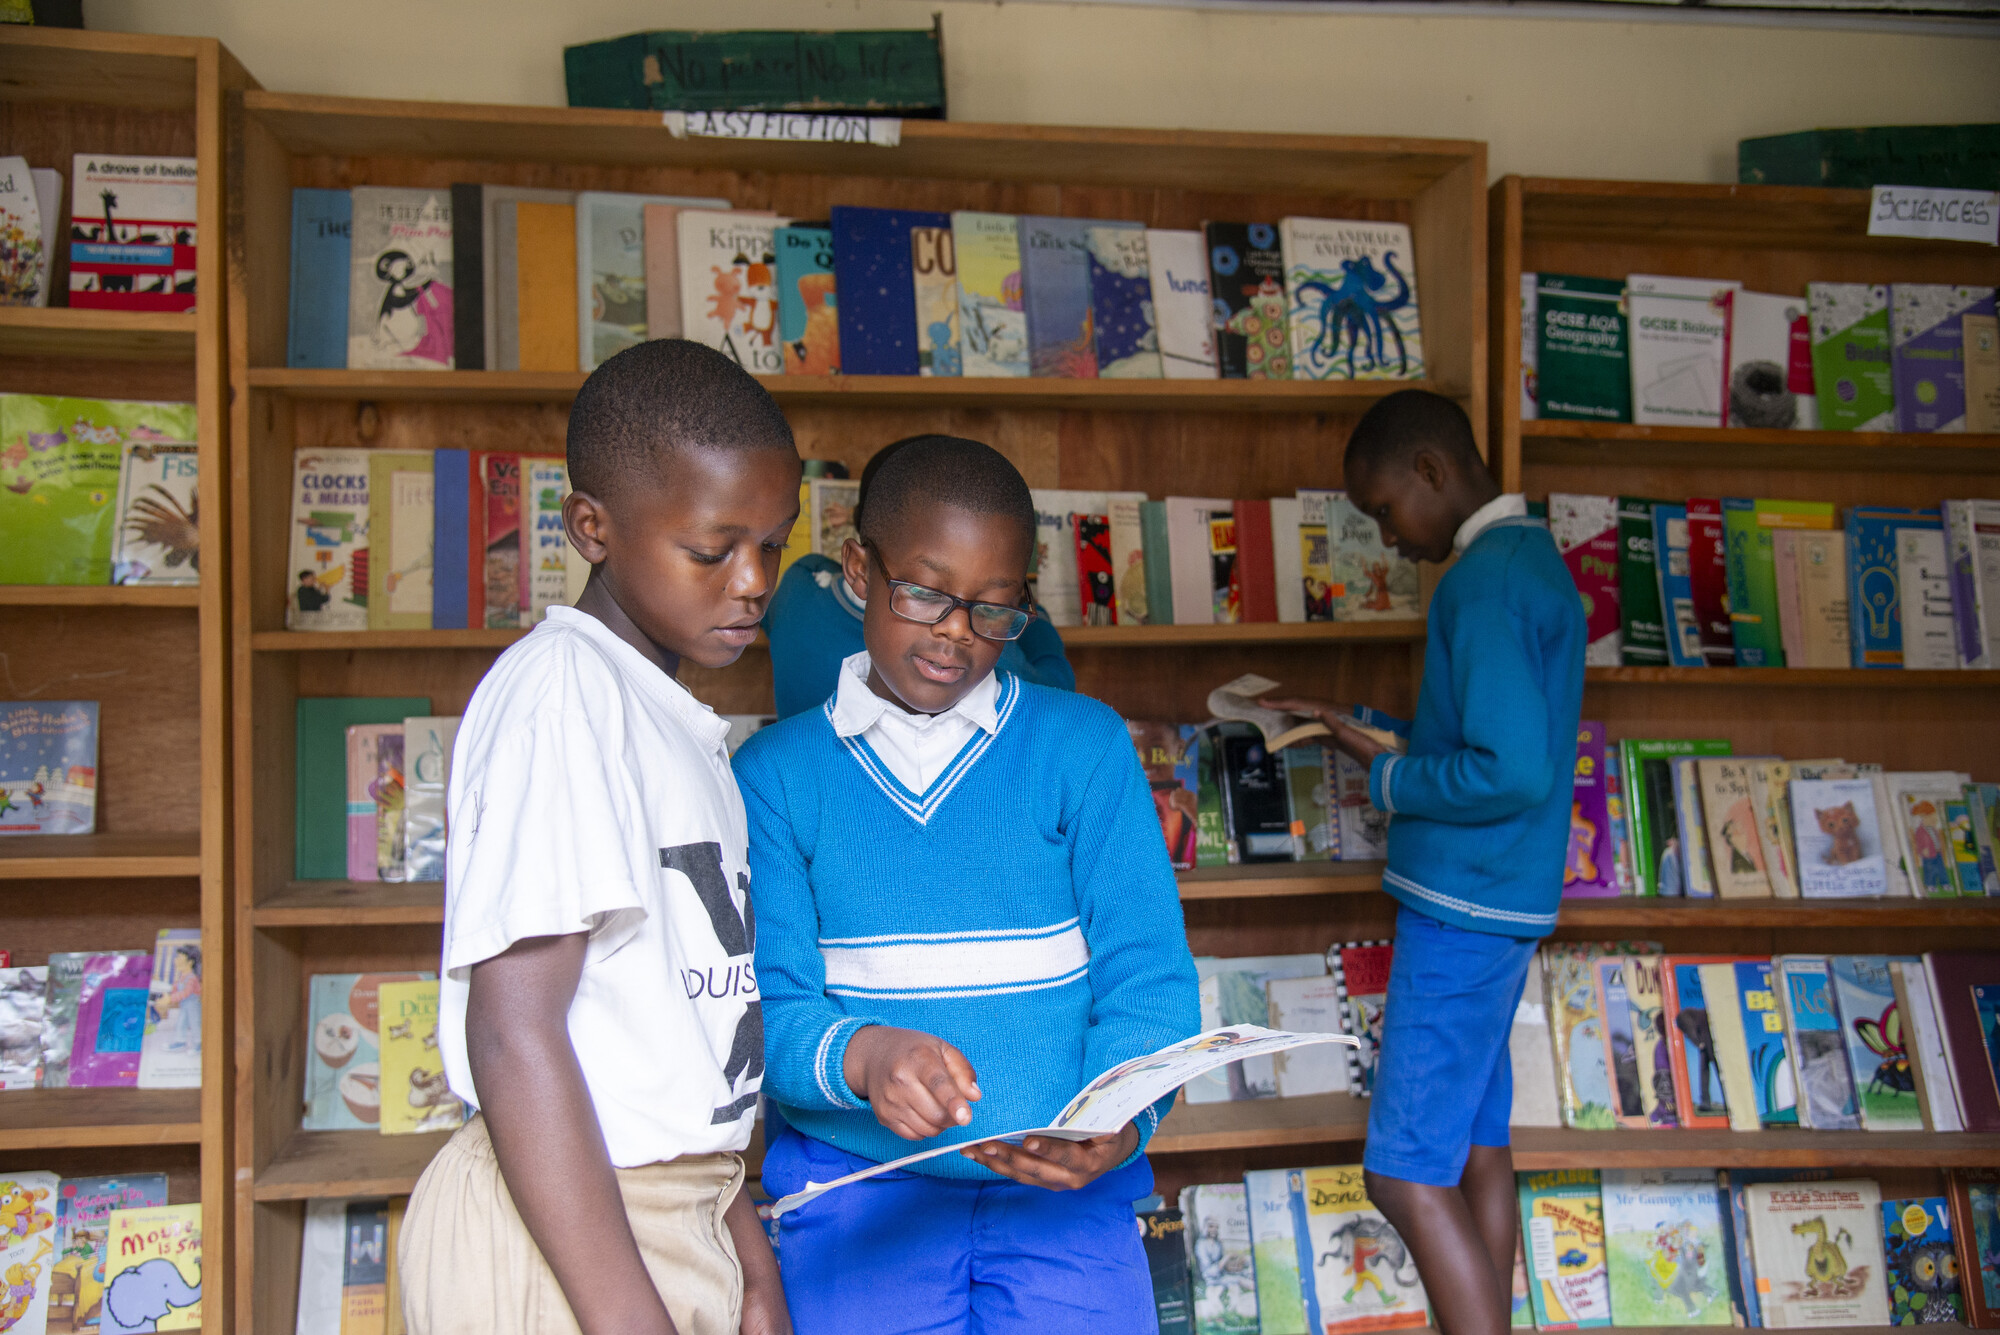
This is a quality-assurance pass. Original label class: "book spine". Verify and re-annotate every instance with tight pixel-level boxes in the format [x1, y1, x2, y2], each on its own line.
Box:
[1234, 499, 1278, 623]
[450, 183, 485, 371]
[1141, 501, 1174, 626]
[286, 188, 351, 370]
[432, 449, 469, 630]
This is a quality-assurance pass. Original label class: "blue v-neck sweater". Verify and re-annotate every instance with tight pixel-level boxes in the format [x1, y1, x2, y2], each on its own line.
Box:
[733, 675, 1200, 1178]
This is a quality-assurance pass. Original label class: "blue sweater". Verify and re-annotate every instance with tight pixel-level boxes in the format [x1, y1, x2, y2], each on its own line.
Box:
[764, 555, 1077, 718]
[1368, 516, 1586, 938]
[734, 675, 1200, 1178]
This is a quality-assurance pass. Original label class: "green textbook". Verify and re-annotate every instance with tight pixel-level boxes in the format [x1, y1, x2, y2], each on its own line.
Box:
[1617, 497, 1669, 667]
[1535, 275, 1630, 422]
[1809, 283, 1895, 432]
[1723, 498, 1836, 667]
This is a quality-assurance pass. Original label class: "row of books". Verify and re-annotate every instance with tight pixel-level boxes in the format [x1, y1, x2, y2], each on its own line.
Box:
[1166, 1165, 2000, 1335]
[1522, 948, 2000, 1137]
[0, 931, 203, 1091]
[294, 1196, 403, 1335]
[302, 973, 461, 1137]
[1548, 494, 2000, 672]
[0, 1172, 201, 1335]
[0, 153, 198, 311]
[341, 716, 459, 884]
[1580, 733, 1996, 900]
[1522, 275, 2000, 434]
[286, 186, 1428, 383]
[0, 702, 97, 837]
[1185, 945, 1389, 1105]
[0, 395, 201, 588]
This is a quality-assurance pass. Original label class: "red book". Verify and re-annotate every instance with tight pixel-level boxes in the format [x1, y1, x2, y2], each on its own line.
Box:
[1233, 499, 1278, 623]
[1659, 954, 1758, 1131]
[479, 454, 521, 629]
[1684, 498, 1735, 666]
[1073, 513, 1117, 626]
[1924, 952, 2000, 1133]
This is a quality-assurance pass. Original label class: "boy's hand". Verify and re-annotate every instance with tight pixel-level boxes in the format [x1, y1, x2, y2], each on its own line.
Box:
[961, 1123, 1139, 1191]
[724, 1190, 790, 1335]
[1258, 695, 1389, 766]
[843, 1025, 982, 1140]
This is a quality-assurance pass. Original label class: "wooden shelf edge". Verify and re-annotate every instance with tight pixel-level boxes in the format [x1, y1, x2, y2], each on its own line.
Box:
[1560, 896, 2000, 927]
[0, 832, 203, 880]
[252, 1129, 455, 1201]
[0, 307, 199, 362]
[1523, 420, 2000, 452]
[0, 1121, 204, 1152]
[1589, 667, 2000, 688]
[251, 622, 1425, 652]
[0, 584, 200, 608]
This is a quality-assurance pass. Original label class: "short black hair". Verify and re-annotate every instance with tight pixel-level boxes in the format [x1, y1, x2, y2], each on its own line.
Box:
[566, 339, 796, 498]
[1344, 389, 1488, 479]
[855, 435, 1036, 552]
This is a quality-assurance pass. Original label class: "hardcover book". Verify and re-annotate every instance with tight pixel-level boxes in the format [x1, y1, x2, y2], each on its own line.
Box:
[1792, 777, 1889, 898]
[295, 697, 430, 880]
[0, 700, 99, 837]
[1780, 529, 1851, 669]
[639, 202, 695, 342]
[1203, 221, 1289, 379]
[110, 439, 200, 586]
[346, 187, 453, 370]
[951, 212, 1028, 378]
[1031, 489, 1143, 627]
[1650, 503, 1704, 668]
[367, 451, 434, 633]
[1882, 1196, 1961, 1325]
[53, 1173, 170, 1333]
[1020, 215, 1099, 378]
[0, 1172, 59, 1333]
[1181, 1182, 1258, 1335]
[1809, 282, 1895, 431]
[1890, 284, 1995, 433]
[1271, 496, 1305, 624]
[1732, 958, 1800, 1127]
[1087, 223, 1162, 378]
[287, 188, 352, 368]
[1922, 952, 2000, 1132]
[1296, 490, 1418, 621]
[1616, 496, 1669, 666]
[103, 1202, 202, 1331]
[1565, 722, 1618, 898]
[340, 1200, 388, 1333]
[1601, 1168, 1732, 1326]
[68, 154, 198, 311]
[1970, 313, 2000, 432]
[136, 927, 202, 1090]
[377, 977, 466, 1136]
[1627, 274, 1739, 428]
[1684, 499, 1735, 666]
[910, 223, 961, 377]
[1742, 1179, 1890, 1328]
[286, 447, 370, 631]
[1724, 291, 1817, 429]
[1548, 494, 1622, 665]
[832, 205, 950, 376]
[678, 209, 785, 374]
[476, 186, 573, 368]
[1280, 218, 1423, 381]
[1536, 275, 1630, 422]
[1519, 1168, 1612, 1329]
[1697, 758, 1774, 899]
[1947, 1170, 2000, 1327]
[302, 971, 432, 1132]
[515, 201, 579, 372]
[1290, 1164, 1429, 1333]
[432, 448, 469, 629]
[1776, 956, 1861, 1130]
[1827, 954, 1924, 1131]
[1148, 229, 1218, 379]
[1244, 1169, 1307, 1335]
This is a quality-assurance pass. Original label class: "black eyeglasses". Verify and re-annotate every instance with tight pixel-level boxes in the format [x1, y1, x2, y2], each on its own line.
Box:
[867, 546, 1032, 642]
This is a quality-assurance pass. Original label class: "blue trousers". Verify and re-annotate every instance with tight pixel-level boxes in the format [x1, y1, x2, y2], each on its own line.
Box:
[761, 1126, 1156, 1335]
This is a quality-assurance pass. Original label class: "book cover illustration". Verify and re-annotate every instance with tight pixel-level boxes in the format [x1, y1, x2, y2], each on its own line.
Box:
[1548, 494, 1622, 665]
[67, 154, 197, 311]
[1291, 1164, 1429, 1334]
[1828, 954, 1922, 1131]
[1110, 496, 1148, 626]
[346, 187, 453, 370]
[0, 701, 98, 837]
[1243, 1169, 1306, 1335]
[1810, 282, 1895, 431]
[1626, 274, 1738, 428]
[1269, 974, 1348, 1096]
[110, 440, 199, 586]
[51, 1173, 168, 1334]
[376, 978, 465, 1136]
[1792, 777, 1888, 898]
[1546, 943, 1616, 1129]
[1954, 1171, 2000, 1326]
[103, 1202, 202, 1331]
[0, 155, 49, 306]
[1617, 496, 1669, 666]
[1535, 275, 1630, 422]
[1733, 958, 1799, 1126]
[1149, 228, 1217, 379]
[1074, 513, 1118, 625]
[302, 972, 430, 1132]
[678, 210, 784, 374]
[1513, 1238, 1533, 1328]
[0, 1172, 59, 1334]
[1204, 221, 1290, 380]
[1281, 218, 1423, 381]
[1565, 722, 1617, 898]
[338, 1200, 387, 1334]
[830, 205, 948, 377]
[286, 448, 370, 631]
[1208, 509, 1240, 624]
[1020, 215, 1098, 378]
[1743, 1179, 1889, 1328]
[479, 453, 522, 629]
[137, 928, 202, 1090]
[1684, 499, 1734, 666]
[1672, 757, 1717, 898]
[39, 952, 85, 1089]
[1331, 942, 1392, 1096]
[910, 223, 961, 377]
[773, 224, 839, 376]
[62, 952, 152, 1089]
[1187, 953, 1325, 1103]
[1651, 504, 1704, 668]
[1725, 291, 1816, 429]
[402, 715, 457, 884]
[1181, 1182, 1258, 1334]
[372, 726, 407, 883]
[1891, 284, 1995, 433]
[1663, 957, 1734, 1128]
[951, 212, 1028, 378]
[1594, 959, 1649, 1127]
[344, 723, 396, 882]
[1086, 223, 1162, 379]
[1844, 507, 1933, 667]
[575, 191, 726, 371]
[1601, 1168, 1731, 1326]
[1623, 956, 1679, 1126]
[1296, 490, 1418, 622]
[1127, 721, 1198, 870]
[1882, 1197, 1961, 1324]
[1777, 957, 1861, 1132]
[0, 967, 45, 1088]
[525, 458, 570, 625]
[1899, 790, 1959, 897]
[1520, 1168, 1612, 1329]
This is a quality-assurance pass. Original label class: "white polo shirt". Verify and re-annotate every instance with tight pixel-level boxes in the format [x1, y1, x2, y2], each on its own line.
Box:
[438, 606, 760, 1165]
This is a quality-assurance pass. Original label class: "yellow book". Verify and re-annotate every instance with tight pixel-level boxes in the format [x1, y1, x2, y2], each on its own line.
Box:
[377, 979, 464, 1136]
[385, 1197, 408, 1335]
[516, 202, 579, 373]
[104, 1202, 202, 1331]
[367, 451, 434, 632]
[775, 479, 813, 583]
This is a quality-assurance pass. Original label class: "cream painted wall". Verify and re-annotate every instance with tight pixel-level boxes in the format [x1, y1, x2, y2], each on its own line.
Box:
[87, 0, 1999, 182]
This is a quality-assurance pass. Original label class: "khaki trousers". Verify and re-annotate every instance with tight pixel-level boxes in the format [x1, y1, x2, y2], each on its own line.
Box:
[398, 1114, 745, 1335]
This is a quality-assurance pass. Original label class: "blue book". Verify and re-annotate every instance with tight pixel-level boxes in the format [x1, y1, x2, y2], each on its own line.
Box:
[829, 205, 948, 376]
[432, 449, 470, 629]
[286, 188, 351, 369]
[1084, 221, 1160, 378]
[1650, 502, 1704, 668]
[1844, 506, 1938, 668]
[0, 701, 99, 835]
[1020, 216, 1098, 378]
[1733, 959, 1798, 1126]
[774, 224, 838, 375]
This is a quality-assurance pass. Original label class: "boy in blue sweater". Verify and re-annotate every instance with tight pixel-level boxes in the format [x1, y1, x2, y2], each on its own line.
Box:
[734, 435, 1199, 1335]
[1265, 391, 1584, 1335]
[763, 435, 1074, 718]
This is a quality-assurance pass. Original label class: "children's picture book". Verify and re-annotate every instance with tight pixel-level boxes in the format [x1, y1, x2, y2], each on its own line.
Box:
[1074, 512, 1118, 625]
[345, 187, 452, 370]
[103, 1202, 202, 1331]
[1513, 1237, 1534, 1329]
[910, 223, 961, 377]
[770, 223, 838, 376]
[1142, 1208, 1196, 1335]
[303, 971, 432, 1131]
[109, 440, 200, 586]
[1520, 1168, 1612, 1329]
[1548, 494, 1622, 665]
[39, 952, 85, 1089]
[1244, 1169, 1307, 1335]
[1892, 960, 1963, 1133]
[286, 448, 370, 631]
[1601, 1168, 1732, 1326]
[1183, 1182, 1259, 1335]
[0, 966, 46, 1088]
[1743, 1179, 1890, 1328]
[951, 211, 1028, 378]
[1268, 976, 1350, 1098]
[1204, 221, 1290, 380]
[401, 715, 457, 885]
[376, 978, 464, 1136]
[1668, 757, 1717, 899]
[1922, 952, 2000, 1133]
[1946, 1169, 2000, 1327]
[0, 700, 99, 837]
[575, 191, 726, 371]
[60, 951, 152, 1089]
[678, 209, 785, 375]
[1594, 959, 1649, 1127]
[1622, 739, 1732, 898]
[524, 457, 570, 626]
[52, 1173, 169, 1334]
[829, 205, 949, 376]
[1535, 274, 1630, 421]
[0, 1172, 60, 1333]
[345, 723, 397, 882]
[1127, 720, 1199, 870]
[638, 201, 693, 343]
[1294, 490, 1418, 622]
[1828, 954, 1923, 1131]
[1622, 956, 1678, 1126]
[1882, 1196, 1961, 1325]
[1330, 941, 1393, 1096]
[1188, 954, 1327, 1102]
[1684, 499, 1735, 667]
[366, 451, 433, 633]
[1662, 956, 1738, 1129]
[1810, 282, 1896, 431]
[1776, 956, 1861, 1131]
[1900, 788, 1962, 898]
[1149, 228, 1217, 379]
[1290, 1164, 1429, 1334]
[1086, 223, 1161, 378]
[1020, 215, 1098, 378]
[68, 154, 197, 311]
[339, 1200, 388, 1333]
[1546, 942, 1617, 1129]
[0, 154, 50, 306]
[1726, 959, 1799, 1128]
[1110, 496, 1149, 626]
[1792, 777, 1889, 898]
[137, 928, 202, 1090]
[1891, 284, 1995, 434]
[1280, 218, 1423, 382]
[1565, 723, 1618, 898]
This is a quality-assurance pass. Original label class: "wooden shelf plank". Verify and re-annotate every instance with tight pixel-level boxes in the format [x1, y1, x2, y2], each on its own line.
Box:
[0, 307, 198, 362]
[1153, 1093, 1368, 1154]
[1515, 178, 1976, 253]
[254, 882, 447, 926]
[1559, 896, 2000, 928]
[1179, 862, 1384, 900]
[253, 1128, 455, 1201]
[249, 628, 526, 651]
[0, 1087, 203, 1150]
[1521, 419, 2000, 472]
[250, 622, 1427, 652]
[245, 367, 1453, 413]
[1588, 666, 2000, 689]
[1510, 1126, 2000, 1170]
[0, 584, 200, 608]
[0, 832, 201, 879]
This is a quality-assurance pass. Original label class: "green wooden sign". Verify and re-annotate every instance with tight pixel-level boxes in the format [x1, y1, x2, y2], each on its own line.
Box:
[1740, 124, 2000, 191]
[565, 25, 945, 116]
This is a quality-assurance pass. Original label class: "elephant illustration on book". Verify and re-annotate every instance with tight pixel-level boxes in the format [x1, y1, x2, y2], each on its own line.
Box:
[101, 1257, 199, 1334]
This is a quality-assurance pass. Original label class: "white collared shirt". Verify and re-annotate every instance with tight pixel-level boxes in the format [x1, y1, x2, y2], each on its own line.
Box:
[1453, 492, 1529, 555]
[827, 651, 1000, 797]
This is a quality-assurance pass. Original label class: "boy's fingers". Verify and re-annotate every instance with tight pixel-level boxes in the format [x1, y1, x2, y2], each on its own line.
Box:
[938, 1041, 982, 1103]
[923, 1066, 973, 1126]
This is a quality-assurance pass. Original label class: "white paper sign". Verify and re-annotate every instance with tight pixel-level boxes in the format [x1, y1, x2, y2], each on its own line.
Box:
[1867, 185, 1999, 246]
[662, 110, 902, 148]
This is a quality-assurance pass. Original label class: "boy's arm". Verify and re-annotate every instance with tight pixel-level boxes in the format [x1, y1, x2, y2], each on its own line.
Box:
[997, 614, 1076, 692]
[723, 1190, 789, 1335]
[466, 933, 679, 1335]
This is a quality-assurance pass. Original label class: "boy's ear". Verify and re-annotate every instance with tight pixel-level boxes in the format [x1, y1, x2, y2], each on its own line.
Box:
[562, 490, 611, 567]
[840, 536, 870, 602]
[1411, 447, 1450, 493]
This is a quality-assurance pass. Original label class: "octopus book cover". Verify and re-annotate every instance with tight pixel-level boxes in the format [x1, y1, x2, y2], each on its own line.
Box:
[346, 187, 454, 370]
[1279, 218, 1423, 383]
[1601, 1168, 1732, 1326]
[0, 701, 98, 837]
[1289, 1165, 1428, 1335]
[1743, 1179, 1889, 1328]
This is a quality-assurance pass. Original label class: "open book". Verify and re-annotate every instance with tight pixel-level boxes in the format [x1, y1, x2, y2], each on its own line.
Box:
[769, 1025, 1357, 1217]
[1207, 673, 1411, 753]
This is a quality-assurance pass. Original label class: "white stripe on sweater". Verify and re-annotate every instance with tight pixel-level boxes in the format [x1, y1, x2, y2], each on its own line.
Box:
[821, 923, 1090, 998]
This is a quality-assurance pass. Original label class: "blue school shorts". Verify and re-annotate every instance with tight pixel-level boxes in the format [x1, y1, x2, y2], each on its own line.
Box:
[1362, 904, 1539, 1187]
[761, 1125, 1156, 1335]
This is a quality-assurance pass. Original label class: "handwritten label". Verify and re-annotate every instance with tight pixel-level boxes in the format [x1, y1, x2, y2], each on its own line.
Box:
[663, 110, 901, 148]
[1867, 185, 1999, 246]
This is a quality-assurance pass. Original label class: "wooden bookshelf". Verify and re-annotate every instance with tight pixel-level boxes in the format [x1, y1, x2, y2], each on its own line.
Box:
[0, 25, 254, 1332]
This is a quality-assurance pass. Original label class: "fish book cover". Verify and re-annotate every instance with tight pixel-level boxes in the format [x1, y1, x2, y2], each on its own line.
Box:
[1204, 221, 1290, 379]
[346, 187, 453, 370]
[1020, 215, 1097, 378]
[286, 448, 370, 632]
[110, 440, 199, 586]
[1600, 1168, 1731, 1326]
[1520, 1168, 1611, 1329]
[1085, 223, 1161, 379]
[52, 1173, 168, 1334]
[1279, 218, 1422, 382]
[775, 224, 839, 375]
[1289, 1164, 1428, 1334]
[951, 212, 1028, 377]
[303, 971, 431, 1131]
[0, 701, 98, 836]
[377, 979, 465, 1136]
[103, 1202, 202, 1331]
[68, 154, 197, 311]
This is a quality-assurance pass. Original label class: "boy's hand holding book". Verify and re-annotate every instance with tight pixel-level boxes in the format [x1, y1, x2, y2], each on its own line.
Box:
[843, 1024, 983, 1139]
[963, 1124, 1139, 1191]
[1257, 694, 1394, 765]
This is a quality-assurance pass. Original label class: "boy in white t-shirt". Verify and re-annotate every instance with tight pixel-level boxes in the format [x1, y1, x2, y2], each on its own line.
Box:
[399, 340, 803, 1335]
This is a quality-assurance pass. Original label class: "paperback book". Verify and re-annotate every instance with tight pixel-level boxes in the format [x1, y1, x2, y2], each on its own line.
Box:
[104, 1202, 202, 1330]
[1742, 1179, 1889, 1328]
[1627, 274, 1738, 428]
[286, 448, 370, 631]
[303, 971, 433, 1131]
[951, 212, 1028, 378]
[377, 978, 465, 1135]
[830, 205, 949, 376]
[1020, 215, 1098, 378]
[1520, 1169, 1611, 1329]
[1280, 218, 1423, 381]
[137, 927, 203, 1089]
[910, 224, 961, 377]
[110, 439, 200, 585]
[0, 700, 99, 836]
[1890, 284, 1995, 433]
[1086, 222, 1161, 378]
[1601, 1168, 1732, 1326]
[1183, 1182, 1259, 1335]
[346, 187, 454, 370]
[1148, 229, 1218, 379]
[1204, 221, 1290, 379]
[0, 154, 50, 306]
[1882, 1196, 1961, 1325]
[1776, 956, 1861, 1131]
[68, 154, 198, 311]
[1827, 955, 1923, 1131]
[1290, 1164, 1429, 1334]
[678, 209, 785, 374]
[1536, 275, 1630, 422]
[1791, 777, 1889, 898]
[0, 1172, 59, 1333]
[53, 1172, 169, 1333]
[1810, 283, 1895, 432]
[1244, 1169, 1307, 1335]
[1548, 494, 1622, 665]
[287, 187, 351, 367]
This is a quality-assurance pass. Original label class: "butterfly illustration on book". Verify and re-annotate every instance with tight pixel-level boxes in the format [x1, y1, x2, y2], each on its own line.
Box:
[1852, 1001, 1913, 1098]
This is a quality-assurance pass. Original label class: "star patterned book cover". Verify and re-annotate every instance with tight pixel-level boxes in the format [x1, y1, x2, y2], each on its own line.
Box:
[1085, 222, 1161, 378]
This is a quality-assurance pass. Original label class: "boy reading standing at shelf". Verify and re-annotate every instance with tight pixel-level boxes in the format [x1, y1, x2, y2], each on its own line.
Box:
[733, 435, 1200, 1335]
[1264, 389, 1585, 1335]
[762, 434, 1075, 718]
[400, 340, 796, 1335]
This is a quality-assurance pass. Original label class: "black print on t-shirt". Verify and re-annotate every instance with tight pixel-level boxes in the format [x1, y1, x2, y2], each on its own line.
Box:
[659, 841, 764, 1124]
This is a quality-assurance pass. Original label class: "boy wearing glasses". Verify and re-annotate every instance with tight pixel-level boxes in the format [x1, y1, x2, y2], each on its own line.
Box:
[733, 436, 1199, 1335]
